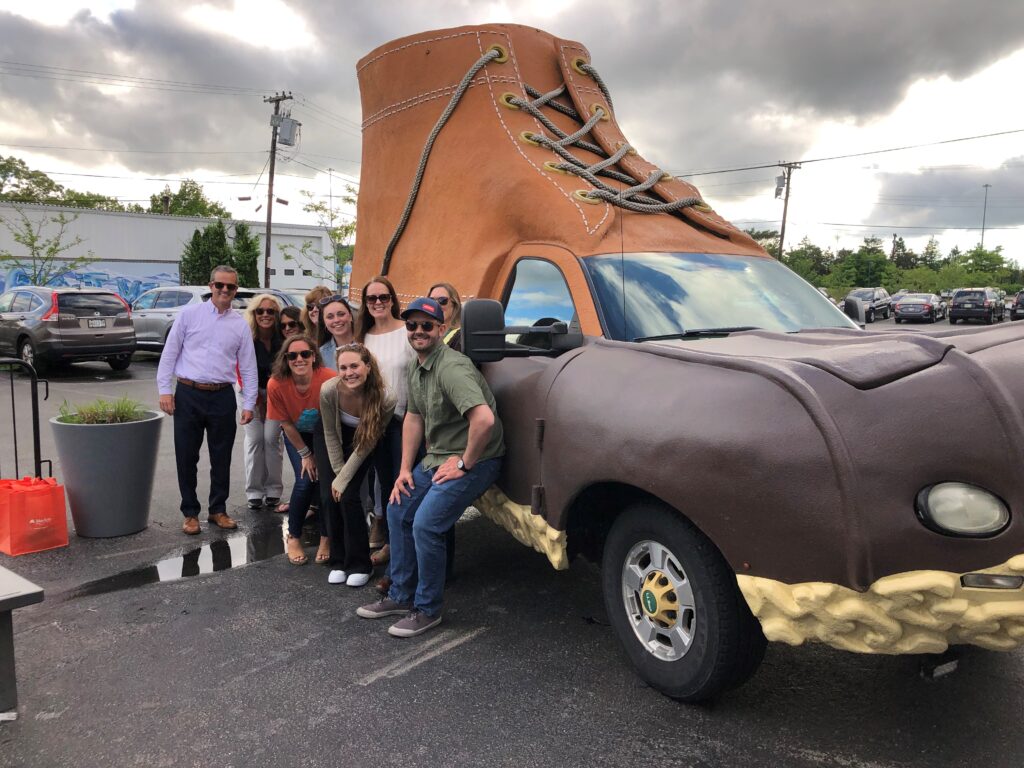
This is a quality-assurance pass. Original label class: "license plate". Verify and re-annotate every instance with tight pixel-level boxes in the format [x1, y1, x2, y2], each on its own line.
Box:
[962, 303, 973, 309]
[88, 318, 105, 328]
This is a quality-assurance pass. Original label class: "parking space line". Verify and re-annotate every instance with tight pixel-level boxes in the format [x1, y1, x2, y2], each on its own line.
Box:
[356, 627, 487, 686]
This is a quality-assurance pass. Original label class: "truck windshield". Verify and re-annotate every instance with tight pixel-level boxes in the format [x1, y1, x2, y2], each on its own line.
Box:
[583, 252, 858, 341]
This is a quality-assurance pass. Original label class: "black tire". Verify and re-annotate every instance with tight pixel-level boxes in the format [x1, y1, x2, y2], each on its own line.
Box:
[17, 337, 45, 374]
[986, 311, 994, 325]
[601, 502, 766, 702]
[108, 356, 132, 371]
[866, 309, 874, 323]
[884, 306, 891, 319]
[949, 317, 957, 325]
[894, 317, 902, 324]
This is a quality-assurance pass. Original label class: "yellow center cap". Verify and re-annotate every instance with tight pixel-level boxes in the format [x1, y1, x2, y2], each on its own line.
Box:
[641, 571, 680, 628]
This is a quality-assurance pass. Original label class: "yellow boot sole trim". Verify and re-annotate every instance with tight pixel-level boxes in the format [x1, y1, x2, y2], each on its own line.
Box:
[737, 555, 1024, 655]
[475, 488, 569, 570]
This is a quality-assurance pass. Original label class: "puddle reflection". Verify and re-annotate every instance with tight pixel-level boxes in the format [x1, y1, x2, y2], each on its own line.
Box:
[68, 520, 319, 599]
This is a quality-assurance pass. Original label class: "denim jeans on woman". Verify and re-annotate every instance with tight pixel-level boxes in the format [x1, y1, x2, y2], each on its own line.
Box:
[284, 431, 320, 538]
[387, 457, 501, 617]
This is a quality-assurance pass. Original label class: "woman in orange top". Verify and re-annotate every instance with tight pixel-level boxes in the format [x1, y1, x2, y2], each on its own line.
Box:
[266, 336, 337, 565]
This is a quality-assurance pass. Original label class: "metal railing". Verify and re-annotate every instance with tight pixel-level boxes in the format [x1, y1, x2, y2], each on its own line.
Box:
[0, 359, 51, 478]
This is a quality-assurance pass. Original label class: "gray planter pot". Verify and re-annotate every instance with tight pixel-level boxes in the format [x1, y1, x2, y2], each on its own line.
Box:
[50, 410, 164, 538]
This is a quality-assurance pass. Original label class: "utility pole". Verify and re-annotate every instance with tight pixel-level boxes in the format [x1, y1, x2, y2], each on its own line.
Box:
[981, 183, 992, 250]
[776, 162, 800, 260]
[263, 91, 293, 288]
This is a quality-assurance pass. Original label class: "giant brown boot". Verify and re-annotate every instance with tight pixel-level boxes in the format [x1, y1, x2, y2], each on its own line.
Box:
[351, 23, 764, 312]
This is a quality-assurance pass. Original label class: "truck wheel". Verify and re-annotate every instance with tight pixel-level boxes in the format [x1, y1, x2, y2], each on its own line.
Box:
[108, 356, 132, 371]
[601, 502, 766, 702]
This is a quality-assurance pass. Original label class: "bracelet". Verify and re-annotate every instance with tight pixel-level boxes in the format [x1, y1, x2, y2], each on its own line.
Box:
[298, 446, 312, 458]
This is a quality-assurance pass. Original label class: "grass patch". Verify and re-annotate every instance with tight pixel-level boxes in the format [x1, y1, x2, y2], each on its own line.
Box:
[58, 396, 148, 424]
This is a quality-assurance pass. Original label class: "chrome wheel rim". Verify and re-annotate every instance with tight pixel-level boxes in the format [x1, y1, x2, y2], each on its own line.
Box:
[19, 342, 34, 367]
[621, 539, 696, 662]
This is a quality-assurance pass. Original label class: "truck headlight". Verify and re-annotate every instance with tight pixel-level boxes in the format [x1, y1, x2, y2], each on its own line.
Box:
[916, 482, 1010, 537]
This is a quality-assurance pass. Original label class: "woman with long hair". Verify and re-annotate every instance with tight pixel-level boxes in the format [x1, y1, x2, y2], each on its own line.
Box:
[428, 282, 463, 350]
[266, 336, 337, 565]
[320, 343, 396, 586]
[356, 276, 415, 567]
[316, 294, 356, 370]
[302, 286, 332, 338]
[239, 294, 284, 511]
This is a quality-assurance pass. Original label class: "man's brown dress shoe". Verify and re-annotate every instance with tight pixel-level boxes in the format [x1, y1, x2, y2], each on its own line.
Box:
[207, 512, 238, 530]
[182, 517, 201, 535]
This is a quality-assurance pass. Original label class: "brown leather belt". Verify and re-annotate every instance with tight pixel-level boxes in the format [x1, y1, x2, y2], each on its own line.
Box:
[177, 377, 231, 392]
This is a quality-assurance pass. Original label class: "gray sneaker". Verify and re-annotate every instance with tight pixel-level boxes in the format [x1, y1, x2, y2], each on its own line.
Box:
[388, 610, 443, 638]
[356, 597, 412, 619]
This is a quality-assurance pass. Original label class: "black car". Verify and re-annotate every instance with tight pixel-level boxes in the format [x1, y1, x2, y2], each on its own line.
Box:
[0, 286, 136, 372]
[845, 287, 891, 323]
[1010, 291, 1024, 321]
[949, 288, 1005, 325]
[894, 293, 945, 323]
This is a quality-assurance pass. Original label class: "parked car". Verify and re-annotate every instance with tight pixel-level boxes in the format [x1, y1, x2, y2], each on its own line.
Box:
[948, 288, 1005, 325]
[815, 287, 839, 306]
[132, 286, 300, 352]
[0, 287, 135, 372]
[1011, 291, 1024, 321]
[844, 287, 891, 322]
[893, 293, 945, 323]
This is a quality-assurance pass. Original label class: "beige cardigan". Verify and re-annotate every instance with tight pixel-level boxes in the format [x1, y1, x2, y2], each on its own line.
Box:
[320, 382, 396, 498]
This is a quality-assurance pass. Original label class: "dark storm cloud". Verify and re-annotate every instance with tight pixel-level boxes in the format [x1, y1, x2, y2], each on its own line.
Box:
[1, 0, 1023, 196]
[870, 159, 1024, 232]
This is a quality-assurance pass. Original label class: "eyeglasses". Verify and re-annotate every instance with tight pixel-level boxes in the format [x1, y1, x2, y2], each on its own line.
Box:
[431, 296, 450, 306]
[254, 307, 277, 316]
[405, 320, 436, 333]
[280, 321, 299, 330]
[365, 294, 392, 305]
[306, 303, 317, 311]
[317, 294, 347, 308]
[285, 350, 314, 361]
[212, 282, 238, 292]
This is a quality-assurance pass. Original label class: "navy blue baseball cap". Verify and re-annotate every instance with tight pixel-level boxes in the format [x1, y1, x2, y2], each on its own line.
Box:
[400, 297, 445, 323]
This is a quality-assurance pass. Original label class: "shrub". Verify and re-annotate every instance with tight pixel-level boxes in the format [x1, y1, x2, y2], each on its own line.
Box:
[58, 396, 148, 424]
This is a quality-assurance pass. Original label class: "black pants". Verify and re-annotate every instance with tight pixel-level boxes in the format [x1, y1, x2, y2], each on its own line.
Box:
[317, 421, 372, 573]
[173, 384, 236, 518]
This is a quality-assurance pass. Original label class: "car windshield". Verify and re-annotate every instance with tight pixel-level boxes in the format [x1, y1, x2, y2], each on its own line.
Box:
[849, 289, 874, 300]
[582, 252, 858, 341]
[955, 290, 985, 301]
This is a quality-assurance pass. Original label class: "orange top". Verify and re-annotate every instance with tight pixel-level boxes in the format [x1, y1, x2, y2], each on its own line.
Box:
[267, 368, 337, 427]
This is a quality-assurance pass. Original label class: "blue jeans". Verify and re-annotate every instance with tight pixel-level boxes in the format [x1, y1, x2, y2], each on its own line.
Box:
[387, 457, 501, 617]
[284, 431, 319, 538]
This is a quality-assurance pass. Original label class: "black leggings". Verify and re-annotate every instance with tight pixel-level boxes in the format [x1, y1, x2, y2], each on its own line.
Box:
[317, 421, 373, 574]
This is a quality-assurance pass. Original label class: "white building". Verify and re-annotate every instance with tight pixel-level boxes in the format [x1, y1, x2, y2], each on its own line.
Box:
[0, 202, 336, 303]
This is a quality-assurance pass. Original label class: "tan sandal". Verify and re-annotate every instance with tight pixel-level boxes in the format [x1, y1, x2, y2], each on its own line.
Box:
[315, 537, 331, 565]
[370, 544, 390, 566]
[287, 536, 308, 565]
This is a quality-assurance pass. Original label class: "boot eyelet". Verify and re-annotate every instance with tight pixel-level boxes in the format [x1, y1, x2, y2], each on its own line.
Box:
[487, 44, 509, 63]
[499, 92, 520, 110]
[614, 141, 637, 156]
[660, 171, 674, 181]
[544, 161, 570, 175]
[589, 103, 610, 121]
[520, 131, 541, 146]
[693, 202, 712, 212]
[571, 57, 590, 76]
[573, 189, 601, 205]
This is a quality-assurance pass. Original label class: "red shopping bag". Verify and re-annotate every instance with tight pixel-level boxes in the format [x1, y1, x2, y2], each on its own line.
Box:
[0, 477, 69, 556]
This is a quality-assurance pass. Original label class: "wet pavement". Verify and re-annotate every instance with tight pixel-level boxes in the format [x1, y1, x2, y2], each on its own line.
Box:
[1, 355, 1023, 767]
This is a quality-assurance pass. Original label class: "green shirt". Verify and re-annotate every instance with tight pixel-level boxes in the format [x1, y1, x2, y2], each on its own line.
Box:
[407, 343, 505, 469]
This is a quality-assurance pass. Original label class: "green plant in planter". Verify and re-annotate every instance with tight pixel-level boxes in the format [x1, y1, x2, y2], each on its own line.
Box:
[58, 396, 148, 424]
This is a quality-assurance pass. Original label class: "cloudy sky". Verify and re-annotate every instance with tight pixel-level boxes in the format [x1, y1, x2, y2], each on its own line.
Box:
[2, 0, 1024, 262]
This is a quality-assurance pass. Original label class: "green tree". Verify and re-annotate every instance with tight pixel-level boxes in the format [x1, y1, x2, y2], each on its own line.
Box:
[743, 228, 780, 259]
[178, 219, 232, 285]
[832, 236, 896, 289]
[919, 237, 943, 271]
[150, 179, 231, 218]
[230, 221, 260, 287]
[0, 156, 63, 201]
[278, 187, 357, 284]
[962, 244, 1005, 274]
[783, 236, 833, 282]
[0, 204, 96, 285]
[889, 235, 917, 270]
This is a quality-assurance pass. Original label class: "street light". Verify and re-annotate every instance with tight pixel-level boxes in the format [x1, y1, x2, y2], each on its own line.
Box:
[981, 183, 991, 250]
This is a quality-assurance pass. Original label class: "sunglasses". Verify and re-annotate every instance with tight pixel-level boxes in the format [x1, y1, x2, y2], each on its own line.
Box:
[212, 281, 238, 292]
[317, 294, 348, 308]
[254, 307, 277, 316]
[280, 321, 299, 331]
[431, 296, 450, 306]
[286, 349, 314, 361]
[365, 293, 392, 305]
[405, 320, 436, 333]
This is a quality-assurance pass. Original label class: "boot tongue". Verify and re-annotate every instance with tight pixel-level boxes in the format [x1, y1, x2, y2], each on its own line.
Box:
[552, 36, 761, 252]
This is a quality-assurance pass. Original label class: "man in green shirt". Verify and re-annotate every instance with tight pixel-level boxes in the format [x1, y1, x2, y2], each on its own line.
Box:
[357, 297, 504, 637]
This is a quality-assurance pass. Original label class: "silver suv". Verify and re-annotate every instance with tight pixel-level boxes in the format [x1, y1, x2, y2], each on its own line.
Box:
[132, 286, 300, 352]
[0, 287, 135, 372]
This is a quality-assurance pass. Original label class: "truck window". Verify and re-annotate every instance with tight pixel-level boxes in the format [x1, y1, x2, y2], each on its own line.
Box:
[503, 259, 576, 348]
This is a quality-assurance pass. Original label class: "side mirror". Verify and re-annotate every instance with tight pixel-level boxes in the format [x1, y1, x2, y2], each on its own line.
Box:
[843, 296, 866, 325]
[462, 299, 508, 363]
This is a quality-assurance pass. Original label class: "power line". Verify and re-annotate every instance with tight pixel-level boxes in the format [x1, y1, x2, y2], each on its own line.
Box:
[0, 142, 264, 155]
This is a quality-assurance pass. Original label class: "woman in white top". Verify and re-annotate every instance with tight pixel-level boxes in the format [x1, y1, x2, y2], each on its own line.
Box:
[355, 276, 415, 567]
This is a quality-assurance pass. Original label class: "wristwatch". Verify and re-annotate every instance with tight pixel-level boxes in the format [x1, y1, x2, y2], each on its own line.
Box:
[457, 458, 471, 472]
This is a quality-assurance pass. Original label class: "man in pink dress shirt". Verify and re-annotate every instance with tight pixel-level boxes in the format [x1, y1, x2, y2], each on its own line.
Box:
[157, 266, 257, 535]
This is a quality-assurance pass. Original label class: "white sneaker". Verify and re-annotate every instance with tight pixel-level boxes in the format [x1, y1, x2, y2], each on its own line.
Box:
[346, 572, 371, 587]
[328, 570, 347, 584]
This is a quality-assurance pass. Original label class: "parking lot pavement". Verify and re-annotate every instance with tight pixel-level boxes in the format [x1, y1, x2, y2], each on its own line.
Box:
[2, 352, 1024, 767]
